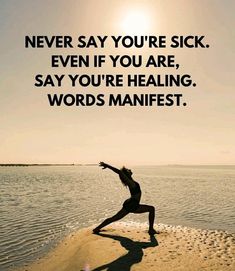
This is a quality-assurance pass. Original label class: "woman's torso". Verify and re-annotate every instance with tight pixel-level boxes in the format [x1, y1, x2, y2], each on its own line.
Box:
[128, 181, 141, 202]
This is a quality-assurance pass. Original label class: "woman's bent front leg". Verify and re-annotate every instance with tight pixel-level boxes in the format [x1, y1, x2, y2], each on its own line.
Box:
[133, 204, 157, 234]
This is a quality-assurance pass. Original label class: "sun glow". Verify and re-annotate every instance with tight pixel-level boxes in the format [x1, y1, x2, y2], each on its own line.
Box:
[120, 9, 152, 34]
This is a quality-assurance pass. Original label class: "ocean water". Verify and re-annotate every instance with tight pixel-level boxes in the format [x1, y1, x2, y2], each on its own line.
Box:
[0, 165, 234, 270]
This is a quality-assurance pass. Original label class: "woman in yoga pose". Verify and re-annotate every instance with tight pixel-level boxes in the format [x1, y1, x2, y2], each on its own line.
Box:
[93, 162, 157, 235]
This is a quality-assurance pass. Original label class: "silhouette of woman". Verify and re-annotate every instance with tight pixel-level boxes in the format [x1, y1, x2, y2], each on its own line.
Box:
[93, 162, 157, 235]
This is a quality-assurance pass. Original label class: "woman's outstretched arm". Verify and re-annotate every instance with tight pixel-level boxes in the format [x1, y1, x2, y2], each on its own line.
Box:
[99, 162, 120, 174]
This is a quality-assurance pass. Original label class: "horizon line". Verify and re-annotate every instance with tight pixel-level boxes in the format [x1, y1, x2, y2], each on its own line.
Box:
[0, 163, 235, 167]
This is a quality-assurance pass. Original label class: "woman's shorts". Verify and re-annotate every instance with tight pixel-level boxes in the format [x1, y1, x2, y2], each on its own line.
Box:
[123, 198, 140, 212]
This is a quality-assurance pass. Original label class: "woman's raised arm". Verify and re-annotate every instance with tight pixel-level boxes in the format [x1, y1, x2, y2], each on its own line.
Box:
[99, 162, 120, 174]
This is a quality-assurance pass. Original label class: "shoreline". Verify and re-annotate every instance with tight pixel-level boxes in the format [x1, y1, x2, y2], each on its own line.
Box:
[15, 222, 235, 271]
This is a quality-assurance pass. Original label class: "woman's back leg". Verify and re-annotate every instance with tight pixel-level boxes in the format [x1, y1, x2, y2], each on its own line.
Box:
[93, 208, 129, 233]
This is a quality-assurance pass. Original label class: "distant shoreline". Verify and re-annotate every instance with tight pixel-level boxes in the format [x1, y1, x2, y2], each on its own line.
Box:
[0, 164, 97, 167]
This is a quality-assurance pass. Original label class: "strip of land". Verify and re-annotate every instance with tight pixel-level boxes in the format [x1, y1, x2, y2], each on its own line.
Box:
[17, 222, 235, 271]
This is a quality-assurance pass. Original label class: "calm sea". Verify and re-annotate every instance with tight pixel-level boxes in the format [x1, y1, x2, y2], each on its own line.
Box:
[0, 165, 234, 270]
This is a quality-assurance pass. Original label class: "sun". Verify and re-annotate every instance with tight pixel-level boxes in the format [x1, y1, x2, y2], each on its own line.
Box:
[120, 9, 152, 35]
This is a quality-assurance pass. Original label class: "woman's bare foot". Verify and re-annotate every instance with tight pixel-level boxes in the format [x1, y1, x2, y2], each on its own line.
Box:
[148, 228, 159, 235]
[92, 227, 101, 234]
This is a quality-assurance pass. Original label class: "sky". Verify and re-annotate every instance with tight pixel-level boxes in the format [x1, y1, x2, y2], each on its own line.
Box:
[0, 0, 234, 165]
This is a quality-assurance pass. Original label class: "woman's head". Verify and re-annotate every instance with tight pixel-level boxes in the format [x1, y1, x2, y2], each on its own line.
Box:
[121, 167, 132, 176]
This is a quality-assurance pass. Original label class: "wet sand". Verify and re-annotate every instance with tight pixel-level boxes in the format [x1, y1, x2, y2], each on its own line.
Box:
[17, 222, 235, 271]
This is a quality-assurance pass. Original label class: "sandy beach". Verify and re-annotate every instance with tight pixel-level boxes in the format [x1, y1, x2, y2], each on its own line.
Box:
[16, 222, 234, 271]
